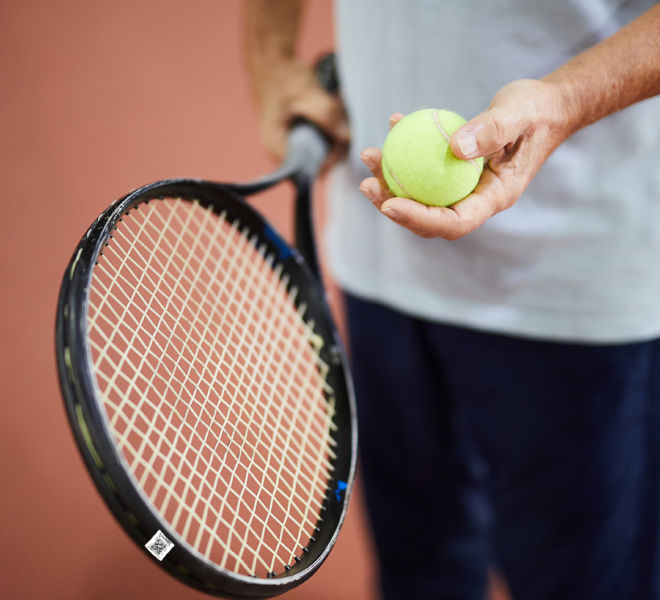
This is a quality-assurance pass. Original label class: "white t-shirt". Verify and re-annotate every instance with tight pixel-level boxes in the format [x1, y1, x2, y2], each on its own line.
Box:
[327, 0, 660, 344]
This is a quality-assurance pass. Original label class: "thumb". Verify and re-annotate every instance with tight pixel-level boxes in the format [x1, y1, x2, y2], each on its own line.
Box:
[450, 108, 520, 160]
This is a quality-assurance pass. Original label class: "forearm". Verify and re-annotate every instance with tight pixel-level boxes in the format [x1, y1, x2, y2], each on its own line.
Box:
[243, 0, 303, 95]
[543, 3, 660, 135]
[242, 0, 349, 160]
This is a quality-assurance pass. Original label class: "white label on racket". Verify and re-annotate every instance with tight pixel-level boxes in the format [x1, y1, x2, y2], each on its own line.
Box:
[145, 530, 174, 561]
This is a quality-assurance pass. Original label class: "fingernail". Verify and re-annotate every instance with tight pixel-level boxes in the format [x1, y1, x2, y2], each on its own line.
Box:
[456, 130, 477, 158]
[359, 150, 374, 167]
[359, 182, 373, 199]
[381, 206, 399, 220]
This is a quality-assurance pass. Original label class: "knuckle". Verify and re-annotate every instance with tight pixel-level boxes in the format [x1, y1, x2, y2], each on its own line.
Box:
[486, 114, 507, 146]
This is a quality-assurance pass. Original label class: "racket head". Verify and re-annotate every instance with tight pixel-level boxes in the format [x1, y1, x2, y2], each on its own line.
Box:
[56, 178, 357, 598]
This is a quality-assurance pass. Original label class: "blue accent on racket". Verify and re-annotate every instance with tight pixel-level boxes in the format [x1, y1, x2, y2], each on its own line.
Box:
[264, 224, 293, 260]
[335, 480, 348, 503]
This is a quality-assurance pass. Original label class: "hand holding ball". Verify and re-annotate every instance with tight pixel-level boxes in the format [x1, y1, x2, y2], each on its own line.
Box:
[381, 109, 484, 207]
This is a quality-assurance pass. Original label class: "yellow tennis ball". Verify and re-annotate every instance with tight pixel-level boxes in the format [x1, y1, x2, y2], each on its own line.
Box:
[381, 109, 484, 207]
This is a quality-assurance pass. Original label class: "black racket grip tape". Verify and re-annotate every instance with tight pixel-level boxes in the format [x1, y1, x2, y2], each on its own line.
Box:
[315, 52, 340, 95]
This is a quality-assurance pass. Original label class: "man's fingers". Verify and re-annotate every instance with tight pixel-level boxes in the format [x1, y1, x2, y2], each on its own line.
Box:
[290, 88, 350, 143]
[358, 173, 499, 240]
[371, 167, 512, 240]
[358, 114, 404, 180]
[389, 113, 405, 129]
[376, 197, 477, 239]
[359, 147, 385, 180]
[358, 150, 511, 239]
[260, 121, 289, 161]
[359, 176, 393, 207]
[450, 108, 522, 160]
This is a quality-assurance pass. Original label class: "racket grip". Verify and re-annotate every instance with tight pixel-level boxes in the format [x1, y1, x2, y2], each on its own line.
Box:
[287, 52, 339, 281]
[283, 52, 338, 180]
[314, 52, 340, 95]
[284, 121, 330, 182]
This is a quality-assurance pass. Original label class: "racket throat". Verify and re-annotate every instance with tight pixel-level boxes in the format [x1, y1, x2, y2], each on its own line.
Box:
[293, 176, 321, 281]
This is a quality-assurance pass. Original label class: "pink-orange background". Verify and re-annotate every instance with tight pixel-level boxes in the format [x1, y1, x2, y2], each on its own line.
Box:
[0, 1, 507, 598]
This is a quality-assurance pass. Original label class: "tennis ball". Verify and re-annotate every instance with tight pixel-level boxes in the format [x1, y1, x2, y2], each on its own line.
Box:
[381, 109, 484, 207]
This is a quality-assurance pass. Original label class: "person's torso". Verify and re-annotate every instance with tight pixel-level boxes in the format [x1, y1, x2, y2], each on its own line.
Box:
[327, 0, 660, 343]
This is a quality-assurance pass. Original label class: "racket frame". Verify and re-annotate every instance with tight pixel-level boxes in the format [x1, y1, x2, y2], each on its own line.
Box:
[56, 174, 357, 598]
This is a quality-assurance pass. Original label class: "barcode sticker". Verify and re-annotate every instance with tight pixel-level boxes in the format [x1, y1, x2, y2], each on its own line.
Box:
[145, 530, 174, 561]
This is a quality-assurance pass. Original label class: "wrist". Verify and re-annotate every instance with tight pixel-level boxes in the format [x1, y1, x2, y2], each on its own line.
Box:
[248, 57, 305, 108]
[540, 72, 587, 140]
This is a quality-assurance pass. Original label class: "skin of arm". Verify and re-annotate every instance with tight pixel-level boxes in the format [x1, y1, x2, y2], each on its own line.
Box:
[243, 0, 349, 163]
[359, 2, 660, 240]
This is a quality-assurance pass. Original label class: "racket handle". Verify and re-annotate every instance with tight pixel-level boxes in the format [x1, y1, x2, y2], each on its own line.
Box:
[314, 52, 340, 95]
[283, 120, 330, 182]
[283, 52, 339, 180]
[289, 53, 340, 280]
[284, 52, 339, 179]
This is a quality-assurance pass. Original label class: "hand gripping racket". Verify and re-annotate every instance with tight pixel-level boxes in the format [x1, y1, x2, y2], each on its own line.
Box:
[55, 57, 357, 599]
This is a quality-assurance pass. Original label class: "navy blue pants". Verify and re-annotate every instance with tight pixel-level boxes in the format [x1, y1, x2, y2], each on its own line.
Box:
[345, 293, 660, 600]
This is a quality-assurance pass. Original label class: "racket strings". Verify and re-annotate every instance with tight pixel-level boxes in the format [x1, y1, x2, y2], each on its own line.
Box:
[87, 197, 337, 576]
[90, 232, 335, 524]
[93, 202, 330, 572]
[92, 206, 336, 474]
[91, 254, 335, 462]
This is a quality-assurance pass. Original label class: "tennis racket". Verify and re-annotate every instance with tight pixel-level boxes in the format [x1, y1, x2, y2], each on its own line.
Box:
[55, 55, 356, 599]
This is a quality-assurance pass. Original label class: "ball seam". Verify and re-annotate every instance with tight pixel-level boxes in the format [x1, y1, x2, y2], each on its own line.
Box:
[382, 157, 413, 199]
[431, 110, 481, 171]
